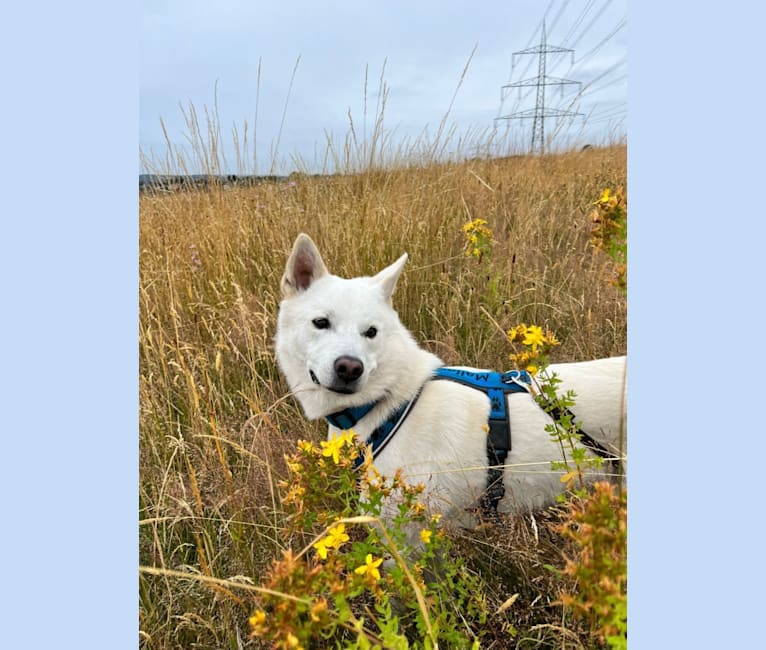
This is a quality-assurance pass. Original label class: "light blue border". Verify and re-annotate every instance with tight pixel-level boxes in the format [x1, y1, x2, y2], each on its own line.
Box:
[629, 3, 765, 646]
[0, 3, 137, 647]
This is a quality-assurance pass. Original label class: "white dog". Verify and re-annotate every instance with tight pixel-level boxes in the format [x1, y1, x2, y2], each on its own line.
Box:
[275, 234, 626, 526]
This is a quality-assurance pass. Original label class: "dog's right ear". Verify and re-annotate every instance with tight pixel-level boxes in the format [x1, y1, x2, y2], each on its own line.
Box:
[281, 233, 329, 297]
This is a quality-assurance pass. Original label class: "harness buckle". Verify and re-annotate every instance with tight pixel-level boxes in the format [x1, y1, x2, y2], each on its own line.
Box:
[501, 369, 533, 390]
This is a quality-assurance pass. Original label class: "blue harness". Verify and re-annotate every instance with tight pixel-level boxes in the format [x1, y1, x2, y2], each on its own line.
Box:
[431, 367, 532, 456]
[326, 388, 425, 469]
[432, 368, 532, 517]
[325, 366, 533, 519]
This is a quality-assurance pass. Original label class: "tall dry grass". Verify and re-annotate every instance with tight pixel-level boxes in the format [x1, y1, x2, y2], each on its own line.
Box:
[139, 128, 626, 647]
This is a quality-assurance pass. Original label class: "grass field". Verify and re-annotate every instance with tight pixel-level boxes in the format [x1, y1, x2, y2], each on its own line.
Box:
[139, 142, 627, 648]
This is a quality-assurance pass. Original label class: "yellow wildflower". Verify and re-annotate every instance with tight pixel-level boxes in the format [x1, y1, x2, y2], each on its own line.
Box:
[283, 484, 305, 504]
[285, 457, 302, 474]
[420, 529, 433, 544]
[325, 523, 350, 548]
[522, 325, 546, 351]
[297, 439, 316, 454]
[248, 609, 266, 629]
[508, 323, 560, 375]
[320, 430, 354, 464]
[285, 632, 302, 649]
[507, 324, 527, 343]
[354, 553, 383, 581]
[462, 218, 493, 259]
[596, 188, 612, 205]
[313, 522, 350, 560]
[313, 537, 331, 560]
[545, 330, 560, 347]
[509, 350, 534, 369]
[359, 445, 378, 474]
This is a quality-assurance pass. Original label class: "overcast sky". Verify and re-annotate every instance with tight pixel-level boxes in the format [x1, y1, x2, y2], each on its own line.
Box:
[140, 0, 627, 175]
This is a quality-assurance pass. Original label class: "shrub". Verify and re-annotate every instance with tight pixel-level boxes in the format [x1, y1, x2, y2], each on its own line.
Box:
[554, 481, 627, 649]
[249, 432, 490, 648]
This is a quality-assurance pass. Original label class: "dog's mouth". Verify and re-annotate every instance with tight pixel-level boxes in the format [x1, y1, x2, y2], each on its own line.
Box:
[309, 369, 357, 395]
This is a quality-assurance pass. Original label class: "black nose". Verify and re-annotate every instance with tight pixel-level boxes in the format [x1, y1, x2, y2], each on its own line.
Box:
[334, 356, 364, 382]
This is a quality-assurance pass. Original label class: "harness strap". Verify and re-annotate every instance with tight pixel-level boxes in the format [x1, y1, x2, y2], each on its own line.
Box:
[547, 404, 620, 470]
[326, 388, 425, 470]
[432, 368, 532, 521]
[326, 402, 378, 431]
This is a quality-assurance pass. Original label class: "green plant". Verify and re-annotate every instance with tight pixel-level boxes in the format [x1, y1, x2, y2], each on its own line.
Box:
[506, 321, 626, 649]
[248, 431, 489, 648]
[554, 481, 627, 649]
[507, 323, 611, 495]
[590, 188, 627, 293]
[462, 217, 494, 261]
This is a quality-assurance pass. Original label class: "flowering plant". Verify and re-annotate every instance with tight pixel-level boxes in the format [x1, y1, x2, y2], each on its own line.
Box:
[590, 188, 627, 292]
[249, 430, 488, 648]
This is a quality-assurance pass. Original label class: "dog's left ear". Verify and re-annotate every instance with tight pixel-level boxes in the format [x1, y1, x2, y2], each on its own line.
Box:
[372, 253, 408, 303]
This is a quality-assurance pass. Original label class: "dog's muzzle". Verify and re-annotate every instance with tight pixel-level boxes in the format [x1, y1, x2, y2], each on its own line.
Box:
[310, 356, 364, 394]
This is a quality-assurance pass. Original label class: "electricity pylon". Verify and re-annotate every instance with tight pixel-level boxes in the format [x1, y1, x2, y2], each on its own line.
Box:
[496, 21, 583, 155]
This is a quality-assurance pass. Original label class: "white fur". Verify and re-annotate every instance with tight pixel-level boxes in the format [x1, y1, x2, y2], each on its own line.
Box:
[275, 234, 627, 525]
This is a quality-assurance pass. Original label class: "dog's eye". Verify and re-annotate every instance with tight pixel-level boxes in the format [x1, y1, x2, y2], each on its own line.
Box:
[363, 326, 377, 339]
[312, 317, 330, 330]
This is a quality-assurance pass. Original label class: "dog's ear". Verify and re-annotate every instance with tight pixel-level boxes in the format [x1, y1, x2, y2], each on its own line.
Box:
[373, 253, 408, 303]
[281, 233, 329, 297]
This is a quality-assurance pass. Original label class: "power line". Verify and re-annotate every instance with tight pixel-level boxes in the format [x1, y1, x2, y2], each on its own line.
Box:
[551, 2, 620, 78]
[545, 0, 597, 73]
[572, 18, 626, 69]
[548, 58, 626, 141]
[557, 0, 598, 49]
[500, 1, 614, 133]
[495, 20, 583, 155]
[548, 0, 572, 34]
[568, 0, 615, 51]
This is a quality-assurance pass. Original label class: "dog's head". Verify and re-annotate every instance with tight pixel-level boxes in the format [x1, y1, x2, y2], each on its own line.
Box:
[275, 233, 418, 419]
